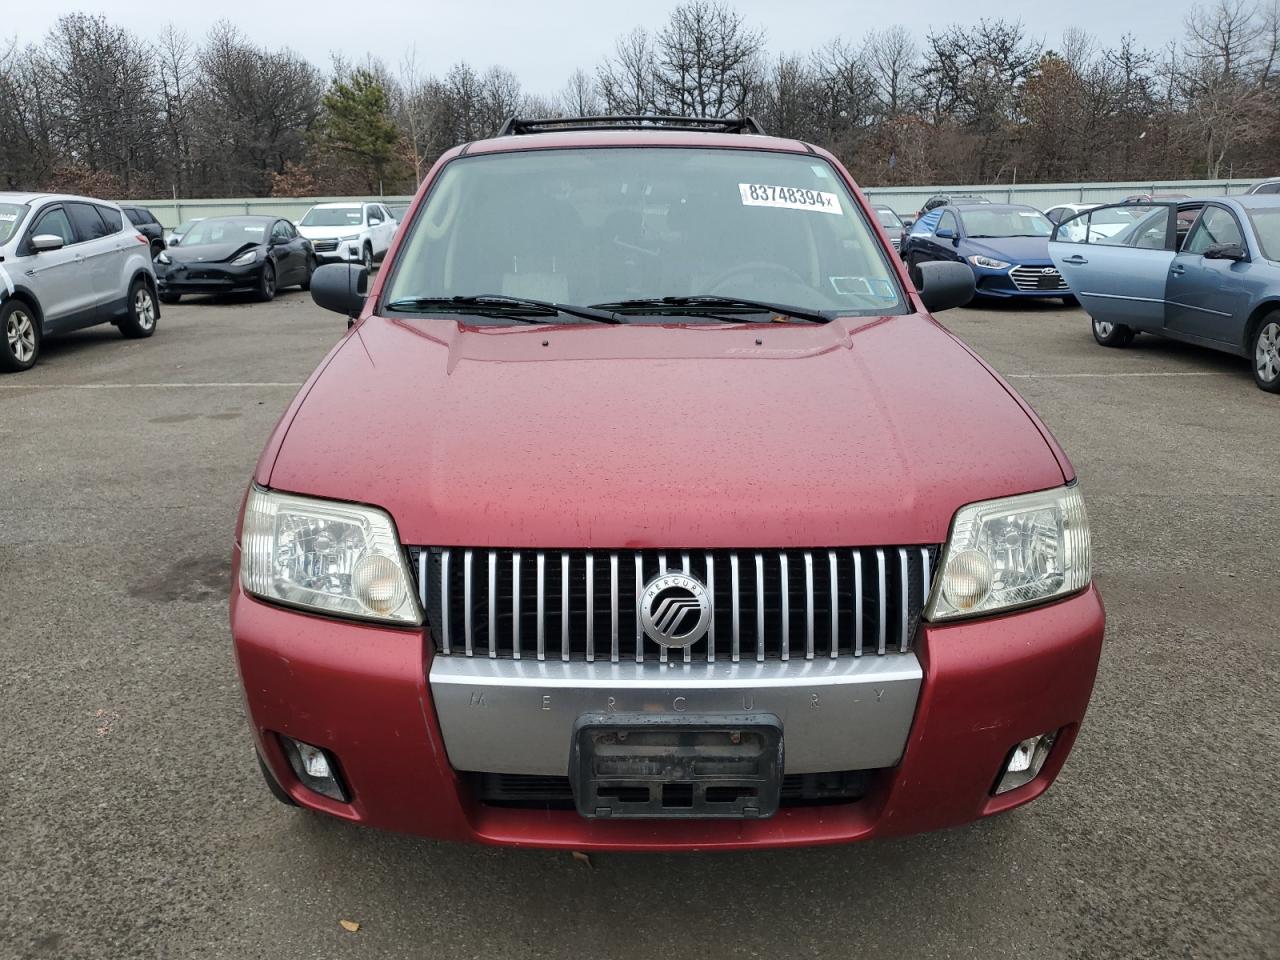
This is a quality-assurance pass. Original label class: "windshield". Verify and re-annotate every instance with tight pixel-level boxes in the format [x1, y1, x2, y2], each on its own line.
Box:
[961, 208, 1052, 238]
[0, 203, 29, 245]
[384, 148, 904, 318]
[301, 207, 363, 227]
[175, 219, 203, 234]
[182, 218, 267, 246]
[1247, 209, 1280, 259]
[874, 208, 902, 229]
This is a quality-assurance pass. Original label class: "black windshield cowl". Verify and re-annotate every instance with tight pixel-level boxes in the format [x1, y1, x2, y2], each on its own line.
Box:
[592, 296, 832, 324]
[384, 294, 623, 324]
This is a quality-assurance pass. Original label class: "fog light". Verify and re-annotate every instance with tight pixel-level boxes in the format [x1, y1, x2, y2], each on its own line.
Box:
[280, 736, 348, 802]
[995, 731, 1057, 794]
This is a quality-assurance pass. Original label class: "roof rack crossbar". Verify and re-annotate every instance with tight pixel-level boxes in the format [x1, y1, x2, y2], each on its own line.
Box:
[496, 115, 765, 137]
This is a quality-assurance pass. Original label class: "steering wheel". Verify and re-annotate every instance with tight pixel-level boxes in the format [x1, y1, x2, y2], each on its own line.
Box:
[704, 261, 810, 296]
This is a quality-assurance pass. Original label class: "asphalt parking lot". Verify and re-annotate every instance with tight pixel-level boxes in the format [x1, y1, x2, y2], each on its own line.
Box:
[2, 291, 1276, 960]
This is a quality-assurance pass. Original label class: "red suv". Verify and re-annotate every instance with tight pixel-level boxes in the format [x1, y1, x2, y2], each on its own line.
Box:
[231, 116, 1103, 850]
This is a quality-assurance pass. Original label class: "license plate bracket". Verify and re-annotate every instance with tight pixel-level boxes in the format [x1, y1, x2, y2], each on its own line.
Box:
[569, 714, 783, 819]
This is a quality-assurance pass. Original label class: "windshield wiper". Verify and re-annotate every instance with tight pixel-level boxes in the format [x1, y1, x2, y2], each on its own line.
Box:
[384, 294, 622, 324]
[591, 296, 831, 324]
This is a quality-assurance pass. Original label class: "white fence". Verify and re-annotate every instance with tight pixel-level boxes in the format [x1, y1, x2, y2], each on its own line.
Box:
[125, 178, 1262, 227]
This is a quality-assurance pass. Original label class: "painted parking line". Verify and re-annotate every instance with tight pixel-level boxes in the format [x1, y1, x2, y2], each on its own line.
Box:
[1005, 371, 1232, 379]
[0, 381, 304, 389]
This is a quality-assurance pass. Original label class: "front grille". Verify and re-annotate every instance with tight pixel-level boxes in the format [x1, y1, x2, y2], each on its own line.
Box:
[1010, 265, 1068, 291]
[472, 770, 873, 809]
[409, 546, 937, 663]
[312, 239, 339, 253]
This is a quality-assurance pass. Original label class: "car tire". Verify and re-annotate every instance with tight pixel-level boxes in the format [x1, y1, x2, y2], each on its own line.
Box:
[255, 262, 277, 302]
[362, 244, 373, 272]
[1251, 315, 1280, 393]
[119, 279, 158, 339]
[300, 254, 315, 291]
[0, 299, 40, 372]
[160, 291, 181, 305]
[257, 751, 298, 807]
[1091, 317, 1134, 347]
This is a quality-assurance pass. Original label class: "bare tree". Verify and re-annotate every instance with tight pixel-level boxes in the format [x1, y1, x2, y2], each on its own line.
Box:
[597, 27, 657, 114]
[862, 26, 919, 119]
[653, 1, 764, 117]
[560, 68, 602, 116]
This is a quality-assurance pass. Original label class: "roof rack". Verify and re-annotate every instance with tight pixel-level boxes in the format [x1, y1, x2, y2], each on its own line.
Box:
[495, 115, 766, 137]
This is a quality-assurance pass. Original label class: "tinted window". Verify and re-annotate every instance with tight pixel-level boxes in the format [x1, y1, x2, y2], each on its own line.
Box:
[386, 147, 904, 316]
[31, 206, 75, 246]
[123, 208, 146, 226]
[67, 202, 111, 241]
[97, 206, 123, 233]
[1259, 182, 1280, 195]
[1184, 206, 1244, 254]
[271, 221, 292, 242]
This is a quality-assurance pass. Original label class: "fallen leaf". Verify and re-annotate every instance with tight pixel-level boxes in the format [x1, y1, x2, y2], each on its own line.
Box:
[571, 851, 593, 868]
[339, 920, 360, 933]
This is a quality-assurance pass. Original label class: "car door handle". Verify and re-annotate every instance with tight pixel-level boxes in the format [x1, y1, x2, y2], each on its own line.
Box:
[1062, 255, 1088, 265]
[1170, 264, 1186, 275]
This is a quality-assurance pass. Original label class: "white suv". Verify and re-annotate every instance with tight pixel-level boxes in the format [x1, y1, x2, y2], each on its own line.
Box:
[0, 192, 160, 373]
[296, 202, 397, 270]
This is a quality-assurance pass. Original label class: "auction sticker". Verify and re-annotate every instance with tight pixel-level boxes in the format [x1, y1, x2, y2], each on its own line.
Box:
[739, 183, 842, 214]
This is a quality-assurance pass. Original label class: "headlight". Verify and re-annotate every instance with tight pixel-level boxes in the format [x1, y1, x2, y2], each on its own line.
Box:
[156, 252, 171, 265]
[232, 249, 261, 266]
[240, 486, 422, 625]
[967, 255, 1011, 269]
[926, 485, 1090, 621]
[338, 234, 360, 243]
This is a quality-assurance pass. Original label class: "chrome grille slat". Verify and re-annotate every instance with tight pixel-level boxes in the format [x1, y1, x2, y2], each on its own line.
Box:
[585, 553, 595, 663]
[463, 549, 474, 657]
[420, 545, 936, 663]
[1009, 265, 1068, 292]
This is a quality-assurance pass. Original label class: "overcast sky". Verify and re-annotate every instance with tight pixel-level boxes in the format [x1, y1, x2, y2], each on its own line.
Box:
[8, 1, 1191, 93]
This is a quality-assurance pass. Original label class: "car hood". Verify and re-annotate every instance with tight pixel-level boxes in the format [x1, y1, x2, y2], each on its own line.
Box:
[298, 225, 360, 241]
[962, 236, 1051, 264]
[266, 313, 1067, 548]
[166, 242, 259, 264]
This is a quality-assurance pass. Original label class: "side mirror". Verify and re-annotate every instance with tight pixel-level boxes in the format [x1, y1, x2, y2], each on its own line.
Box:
[311, 263, 369, 320]
[901, 218, 915, 231]
[30, 234, 65, 253]
[169, 238, 180, 246]
[914, 260, 975, 313]
[934, 227, 954, 240]
[1203, 242, 1247, 262]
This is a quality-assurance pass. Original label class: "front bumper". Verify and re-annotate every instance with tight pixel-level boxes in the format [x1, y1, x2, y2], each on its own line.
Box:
[310, 240, 363, 263]
[231, 578, 1104, 850]
[157, 261, 263, 294]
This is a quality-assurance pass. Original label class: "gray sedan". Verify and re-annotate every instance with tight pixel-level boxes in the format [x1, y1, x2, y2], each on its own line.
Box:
[1048, 195, 1280, 392]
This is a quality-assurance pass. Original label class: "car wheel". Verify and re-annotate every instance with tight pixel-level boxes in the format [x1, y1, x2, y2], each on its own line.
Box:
[362, 244, 373, 272]
[256, 262, 277, 302]
[1252, 316, 1280, 393]
[257, 751, 298, 807]
[0, 299, 40, 372]
[300, 254, 315, 291]
[119, 280, 158, 339]
[1091, 317, 1134, 347]
[160, 291, 181, 305]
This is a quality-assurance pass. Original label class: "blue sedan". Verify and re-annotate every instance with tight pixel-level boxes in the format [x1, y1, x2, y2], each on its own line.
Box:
[1048, 196, 1280, 393]
[902, 203, 1071, 300]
